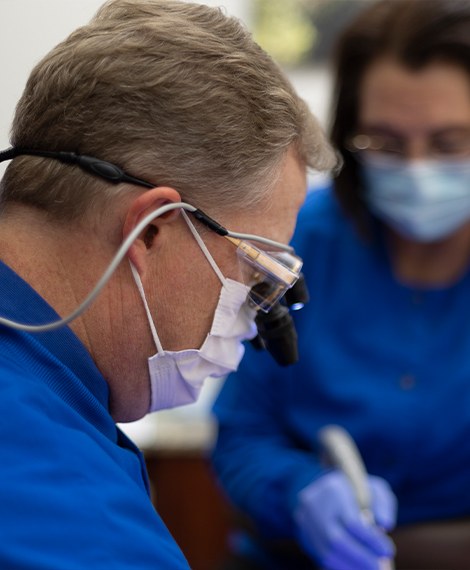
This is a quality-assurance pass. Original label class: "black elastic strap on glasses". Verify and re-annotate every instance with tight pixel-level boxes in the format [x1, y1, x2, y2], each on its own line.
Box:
[0, 146, 302, 364]
[0, 147, 155, 189]
[0, 146, 229, 236]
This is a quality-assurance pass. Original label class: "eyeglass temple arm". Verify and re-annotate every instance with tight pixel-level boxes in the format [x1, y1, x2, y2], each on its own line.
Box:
[193, 209, 294, 253]
[0, 147, 293, 252]
[0, 146, 155, 189]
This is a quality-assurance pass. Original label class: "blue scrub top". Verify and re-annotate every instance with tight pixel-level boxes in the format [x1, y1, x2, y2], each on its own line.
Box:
[212, 186, 470, 538]
[0, 261, 189, 569]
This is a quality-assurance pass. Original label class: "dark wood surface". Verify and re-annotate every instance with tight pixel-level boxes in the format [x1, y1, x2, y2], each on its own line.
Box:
[145, 451, 232, 570]
[392, 518, 470, 570]
[145, 449, 470, 570]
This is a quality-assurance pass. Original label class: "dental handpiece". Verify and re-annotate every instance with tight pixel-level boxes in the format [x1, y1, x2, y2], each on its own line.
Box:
[318, 425, 395, 570]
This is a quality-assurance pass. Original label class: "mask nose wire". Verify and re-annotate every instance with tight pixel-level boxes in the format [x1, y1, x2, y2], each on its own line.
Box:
[129, 262, 165, 354]
[181, 210, 226, 286]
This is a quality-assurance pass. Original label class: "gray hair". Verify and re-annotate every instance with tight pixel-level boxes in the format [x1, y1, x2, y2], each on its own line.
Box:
[1, 0, 336, 220]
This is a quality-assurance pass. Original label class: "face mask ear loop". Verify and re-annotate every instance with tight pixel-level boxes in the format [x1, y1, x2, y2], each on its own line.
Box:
[181, 210, 226, 286]
[129, 262, 164, 354]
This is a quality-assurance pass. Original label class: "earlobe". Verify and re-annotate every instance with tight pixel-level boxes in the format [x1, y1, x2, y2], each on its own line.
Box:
[123, 186, 182, 278]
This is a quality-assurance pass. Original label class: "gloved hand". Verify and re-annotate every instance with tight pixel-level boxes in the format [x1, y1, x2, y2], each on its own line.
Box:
[294, 470, 397, 570]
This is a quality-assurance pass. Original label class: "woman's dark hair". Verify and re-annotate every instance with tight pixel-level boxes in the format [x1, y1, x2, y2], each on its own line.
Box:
[330, 0, 470, 234]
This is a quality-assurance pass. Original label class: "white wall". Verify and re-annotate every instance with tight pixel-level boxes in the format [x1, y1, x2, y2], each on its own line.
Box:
[0, 1, 100, 151]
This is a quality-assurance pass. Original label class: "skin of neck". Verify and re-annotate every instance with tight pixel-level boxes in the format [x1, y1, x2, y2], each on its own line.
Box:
[0, 201, 155, 421]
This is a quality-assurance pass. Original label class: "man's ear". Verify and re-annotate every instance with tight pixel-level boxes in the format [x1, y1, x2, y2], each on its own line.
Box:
[123, 186, 182, 279]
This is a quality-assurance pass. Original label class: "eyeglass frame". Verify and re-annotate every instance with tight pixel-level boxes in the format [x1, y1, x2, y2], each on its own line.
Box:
[0, 147, 302, 313]
[345, 127, 470, 161]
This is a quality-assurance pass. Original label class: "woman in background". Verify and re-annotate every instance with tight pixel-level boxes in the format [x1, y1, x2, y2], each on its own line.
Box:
[212, 1, 470, 569]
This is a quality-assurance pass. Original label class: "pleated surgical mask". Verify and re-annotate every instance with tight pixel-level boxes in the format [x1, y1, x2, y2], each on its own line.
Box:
[130, 212, 257, 413]
[361, 156, 470, 242]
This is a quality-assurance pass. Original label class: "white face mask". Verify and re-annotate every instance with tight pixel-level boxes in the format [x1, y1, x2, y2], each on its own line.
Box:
[361, 156, 470, 242]
[130, 212, 257, 413]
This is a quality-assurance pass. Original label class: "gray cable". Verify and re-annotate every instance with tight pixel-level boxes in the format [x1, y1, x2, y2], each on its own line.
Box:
[0, 202, 293, 333]
[227, 231, 294, 252]
[0, 202, 196, 333]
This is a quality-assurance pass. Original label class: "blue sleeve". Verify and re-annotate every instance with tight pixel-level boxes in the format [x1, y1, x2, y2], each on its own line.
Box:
[214, 184, 470, 535]
[212, 345, 328, 538]
[0, 364, 189, 570]
[211, 189, 338, 538]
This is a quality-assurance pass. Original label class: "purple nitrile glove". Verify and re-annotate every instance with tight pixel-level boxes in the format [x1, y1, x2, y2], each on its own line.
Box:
[294, 470, 397, 570]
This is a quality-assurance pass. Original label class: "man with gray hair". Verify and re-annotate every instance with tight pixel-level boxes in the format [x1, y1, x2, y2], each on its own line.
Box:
[0, 0, 335, 568]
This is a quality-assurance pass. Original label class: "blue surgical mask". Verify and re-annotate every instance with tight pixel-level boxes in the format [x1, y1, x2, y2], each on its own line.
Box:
[361, 156, 470, 242]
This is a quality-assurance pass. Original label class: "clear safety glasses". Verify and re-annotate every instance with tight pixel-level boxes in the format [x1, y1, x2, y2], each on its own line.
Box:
[0, 147, 304, 315]
[224, 235, 302, 313]
[188, 208, 303, 313]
